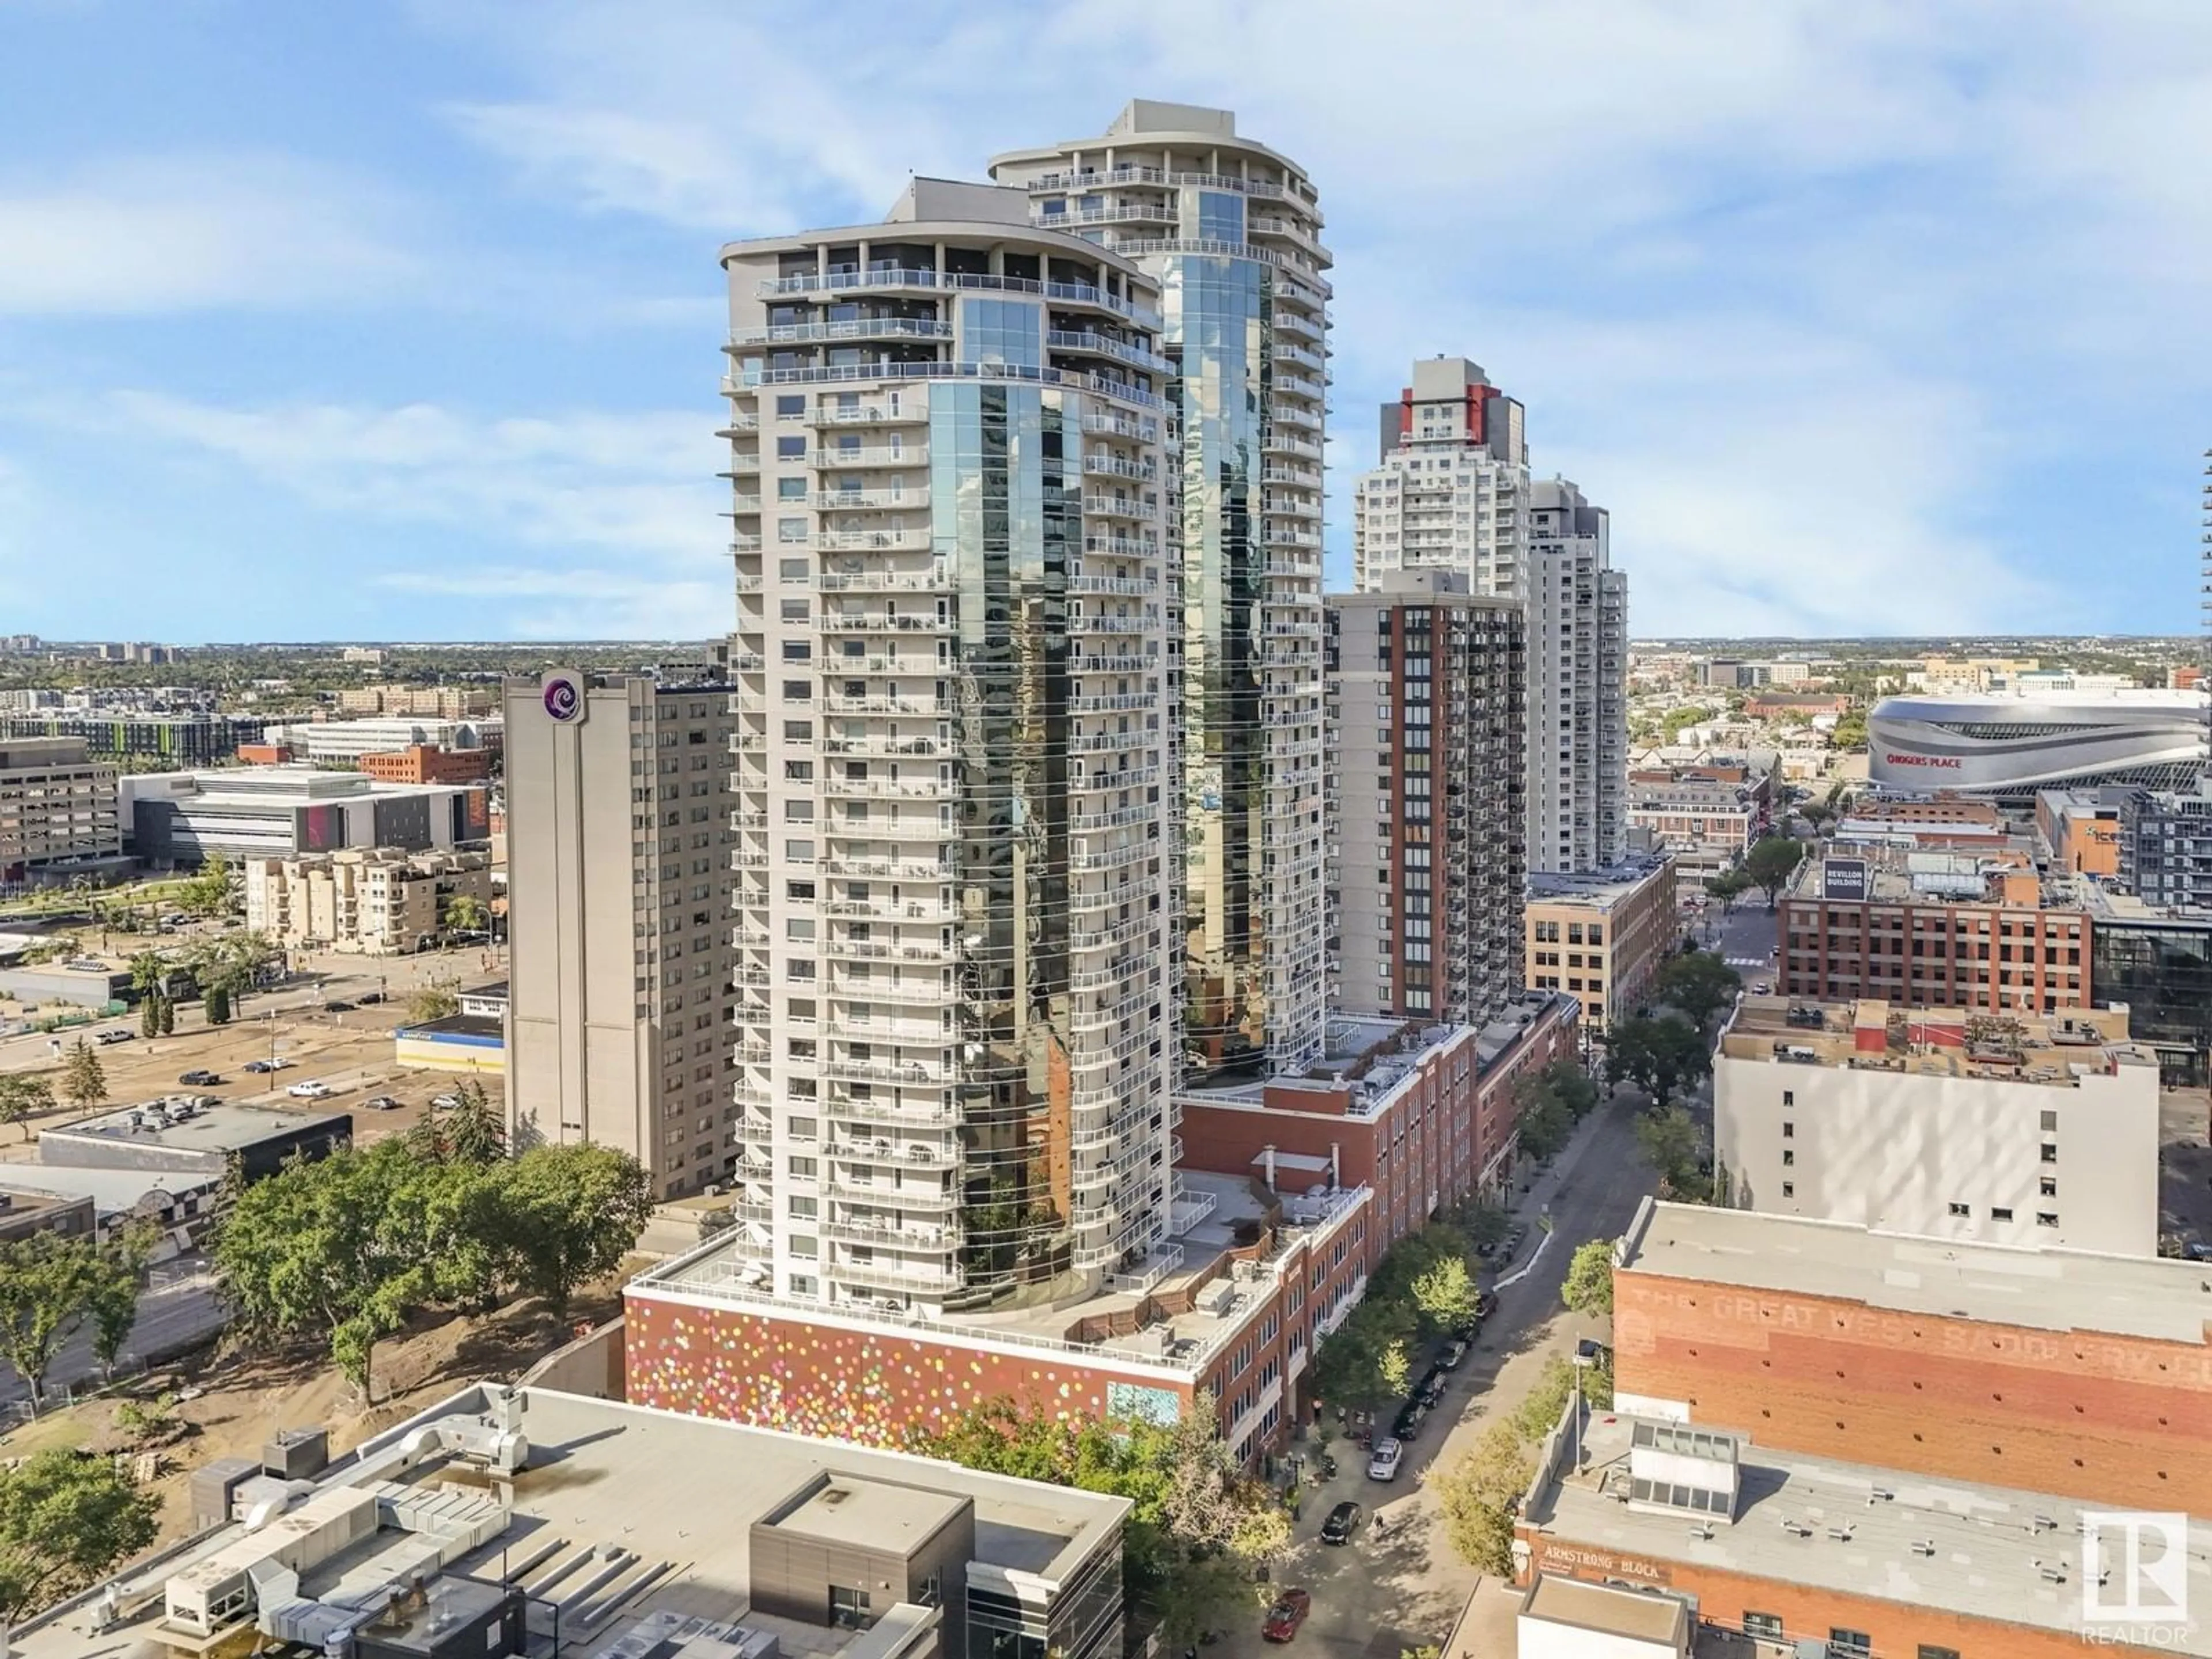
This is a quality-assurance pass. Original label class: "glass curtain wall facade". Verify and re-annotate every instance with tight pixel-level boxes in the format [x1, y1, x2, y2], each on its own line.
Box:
[719, 186, 1176, 1312]
[991, 100, 1332, 1088]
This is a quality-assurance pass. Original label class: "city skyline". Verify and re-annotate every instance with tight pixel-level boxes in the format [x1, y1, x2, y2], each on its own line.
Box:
[5, 3, 2209, 642]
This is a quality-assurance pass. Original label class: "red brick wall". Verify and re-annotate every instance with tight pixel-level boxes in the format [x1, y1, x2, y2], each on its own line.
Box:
[1521, 1536, 2175, 1658]
[1616, 1270, 2212, 1513]
[625, 1293, 1194, 1446]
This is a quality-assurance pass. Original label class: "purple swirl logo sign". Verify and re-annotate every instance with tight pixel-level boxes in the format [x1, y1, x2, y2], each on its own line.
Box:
[541, 672, 585, 724]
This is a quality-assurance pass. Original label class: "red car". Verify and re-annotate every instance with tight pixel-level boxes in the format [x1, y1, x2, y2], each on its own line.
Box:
[1262, 1588, 1312, 1642]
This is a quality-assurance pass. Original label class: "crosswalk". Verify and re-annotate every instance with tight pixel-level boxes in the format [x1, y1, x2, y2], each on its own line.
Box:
[1724, 956, 1766, 968]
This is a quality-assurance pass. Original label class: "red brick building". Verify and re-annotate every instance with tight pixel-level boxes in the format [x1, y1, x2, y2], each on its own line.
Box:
[359, 744, 493, 785]
[1508, 1200, 2210, 1657]
[1175, 994, 1578, 1255]
[1612, 1200, 2212, 1516]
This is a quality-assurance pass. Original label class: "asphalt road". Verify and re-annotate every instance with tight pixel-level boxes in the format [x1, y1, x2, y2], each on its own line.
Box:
[1690, 900, 1779, 984]
[1211, 1089, 1660, 1658]
[0, 1253, 225, 1411]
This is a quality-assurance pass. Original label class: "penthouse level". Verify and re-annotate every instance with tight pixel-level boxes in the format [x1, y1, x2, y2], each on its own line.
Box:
[1611, 1199, 2212, 1516]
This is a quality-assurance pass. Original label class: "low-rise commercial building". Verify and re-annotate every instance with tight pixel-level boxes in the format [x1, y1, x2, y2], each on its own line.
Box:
[256, 716, 502, 767]
[124, 766, 490, 866]
[1713, 996, 2158, 1255]
[355, 743, 493, 784]
[40, 1099, 352, 1185]
[17, 1381, 1132, 1659]
[0, 737, 122, 884]
[0, 1188, 96, 1244]
[1524, 854, 1677, 1036]
[1176, 993, 1579, 1253]
[1611, 1198, 2212, 1518]
[1779, 845, 2093, 1013]
[244, 846, 493, 955]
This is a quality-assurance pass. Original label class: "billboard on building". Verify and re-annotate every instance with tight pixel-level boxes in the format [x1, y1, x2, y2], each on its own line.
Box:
[540, 669, 587, 725]
[1821, 858, 1868, 902]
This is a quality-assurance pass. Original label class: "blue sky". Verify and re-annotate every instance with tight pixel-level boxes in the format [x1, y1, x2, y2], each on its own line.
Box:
[2, 1, 2208, 642]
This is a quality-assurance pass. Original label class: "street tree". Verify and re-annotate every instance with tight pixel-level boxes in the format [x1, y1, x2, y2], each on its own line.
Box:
[406, 975, 461, 1027]
[1431, 1420, 1536, 1576]
[437, 1079, 507, 1166]
[86, 1230, 152, 1376]
[1703, 868, 1755, 915]
[203, 983, 232, 1026]
[1378, 1337, 1413, 1400]
[0, 1233, 105, 1405]
[1635, 1105, 1709, 1200]
[1602, 1014, 1709, 1103]
[1560, 1238, 1615, 1317]
[179, 851, 234, 918]
[0, 1447, 161, 1622]
[1652, 949, 1743, 1027]
[58, 1038, 105, 1112]
[1744, 835, 1808, 908]
[0, 1074, 55, 1143]
[1310, 1297, 1414, 1408]
[1410, 1254, 1480, 1335]
[487, 1143, 653, 1322]
[441, 892, 491, 938]
[1513, 1083, 1573, 1161]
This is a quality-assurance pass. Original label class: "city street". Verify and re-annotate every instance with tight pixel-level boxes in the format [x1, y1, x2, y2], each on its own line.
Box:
[1690, 899, 1779, 987]
[1215, 1090, 1659, 1658]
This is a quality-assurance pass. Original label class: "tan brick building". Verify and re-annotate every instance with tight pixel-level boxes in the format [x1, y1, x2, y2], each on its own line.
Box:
[1523, 851, 1676, 1036]
[244, 846, 491, 955]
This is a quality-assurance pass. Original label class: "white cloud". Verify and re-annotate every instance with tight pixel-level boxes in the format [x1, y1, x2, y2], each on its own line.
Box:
[0, 154, 421, 315]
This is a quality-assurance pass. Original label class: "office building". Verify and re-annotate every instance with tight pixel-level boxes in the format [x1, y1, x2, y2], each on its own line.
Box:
[0, 710, 270, 768]
[990, 100, 1332, 1080]
[1528, 478, 1628, 871]
[335, 684, 497, 718]
[355, 743, 493, 785]
[1524, 852, 1677, 1036]
[17, 1381, 1132, 1659]
[2114, 779, 2212, 911]
[1779, 846, 2093, 1013]
[1869, 687, 2209, 798]
[1325, 570, 1525, 1026]
[1835, 789, 2009, 851]
[123, 767, 490, 865]
[503, 670, 737, 1200]
[0, 736, 122, 884]
[2080, 882, 2212, 1084]
[1351, 359, 1626, 873]
[244, 847, 493, 956]
[1712, 997, 2157, 1255]
[256, 716, 502, 767]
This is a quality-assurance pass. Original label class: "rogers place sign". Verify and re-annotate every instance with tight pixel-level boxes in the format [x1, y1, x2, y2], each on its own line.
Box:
[1883, 752, 1961, 769]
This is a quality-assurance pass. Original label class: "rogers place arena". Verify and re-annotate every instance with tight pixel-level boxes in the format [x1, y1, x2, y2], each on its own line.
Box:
[1868, 690, 2209, 799]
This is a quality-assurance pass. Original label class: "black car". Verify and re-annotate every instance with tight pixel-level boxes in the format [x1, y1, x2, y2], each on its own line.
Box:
[1391, 1402, 1427, 1442]
[1319, 1501, 1363, 1546]
[1415, 1368, 1448, 1408]
[358, 990, 385, 1005]
[1475, 1289, 1499, 1321]
[177, 1070, 221, 1086]
[1438, 1338, 1469, 1370]
[324, 999, 355, 1013]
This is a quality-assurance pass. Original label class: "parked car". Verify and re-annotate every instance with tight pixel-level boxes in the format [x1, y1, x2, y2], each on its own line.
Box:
[1438, 1338, 1469, 1370]
[1415, 1368, 1448, 1408]
[1365, 1437, 1403, 1482]
[286, 1080, 333, 1100]
[242, 1059, 274, 1074]
[177, 1069, 221, 1086]
[324, 999, 355, 1013]
[357, 990, 386, 1005]
[1475, 1289, 1499, 1321]
[1391, 1402, 1427, 1442]
[430, 1092, 463, 1111]
[1318, 1501, 1363, 1546]
[96, 1029, 132, 1046]
[363, 1095, 401, 1112]
[1261, 1588, 1312, 1643]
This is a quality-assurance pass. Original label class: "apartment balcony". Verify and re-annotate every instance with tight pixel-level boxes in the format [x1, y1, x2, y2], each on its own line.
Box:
[822, 733, 941, 759]
[729, 318, 953, 347]
[824, 1175, 958, 1212]
[825, 1256, 961, 1294]
[1030, 202, 1175, 230]
[818, 570, 945, 594]
[821, 1055, 950, 1088]
[820, 935, 956, 965]
[821, 693, 945, 716]
[824, 896, 954, 923]
[1078, 495, 1153, 522]
[803, 402, 929, 428]
[1082, 454, 1157, 482]
[1069, 652, 1156, 675]
[1273, 306, 1324, 341]
[1083, 534, 1158, 559]
[817, 612, 952, 637]
[824, 1092, 959, 1128]
[821, 775, 955, 803]
[827, 1134, 960, 1172]
[717, 408, 762, 430]
[822, 853, 953, 881]
[1262, 429, 1324, 461]
[819, 1214, 957, 1248]
[809, 489, 922, 512]
[1067, 574, 1160, 597]
[1068, 839, 1160, 872]
[827, 809, 950, 842]
[815, 527, 931, 553]
[1269, 402, 1323, 432]
[1046, 330, 1173, 375]
[756, 266, 1156, 329]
